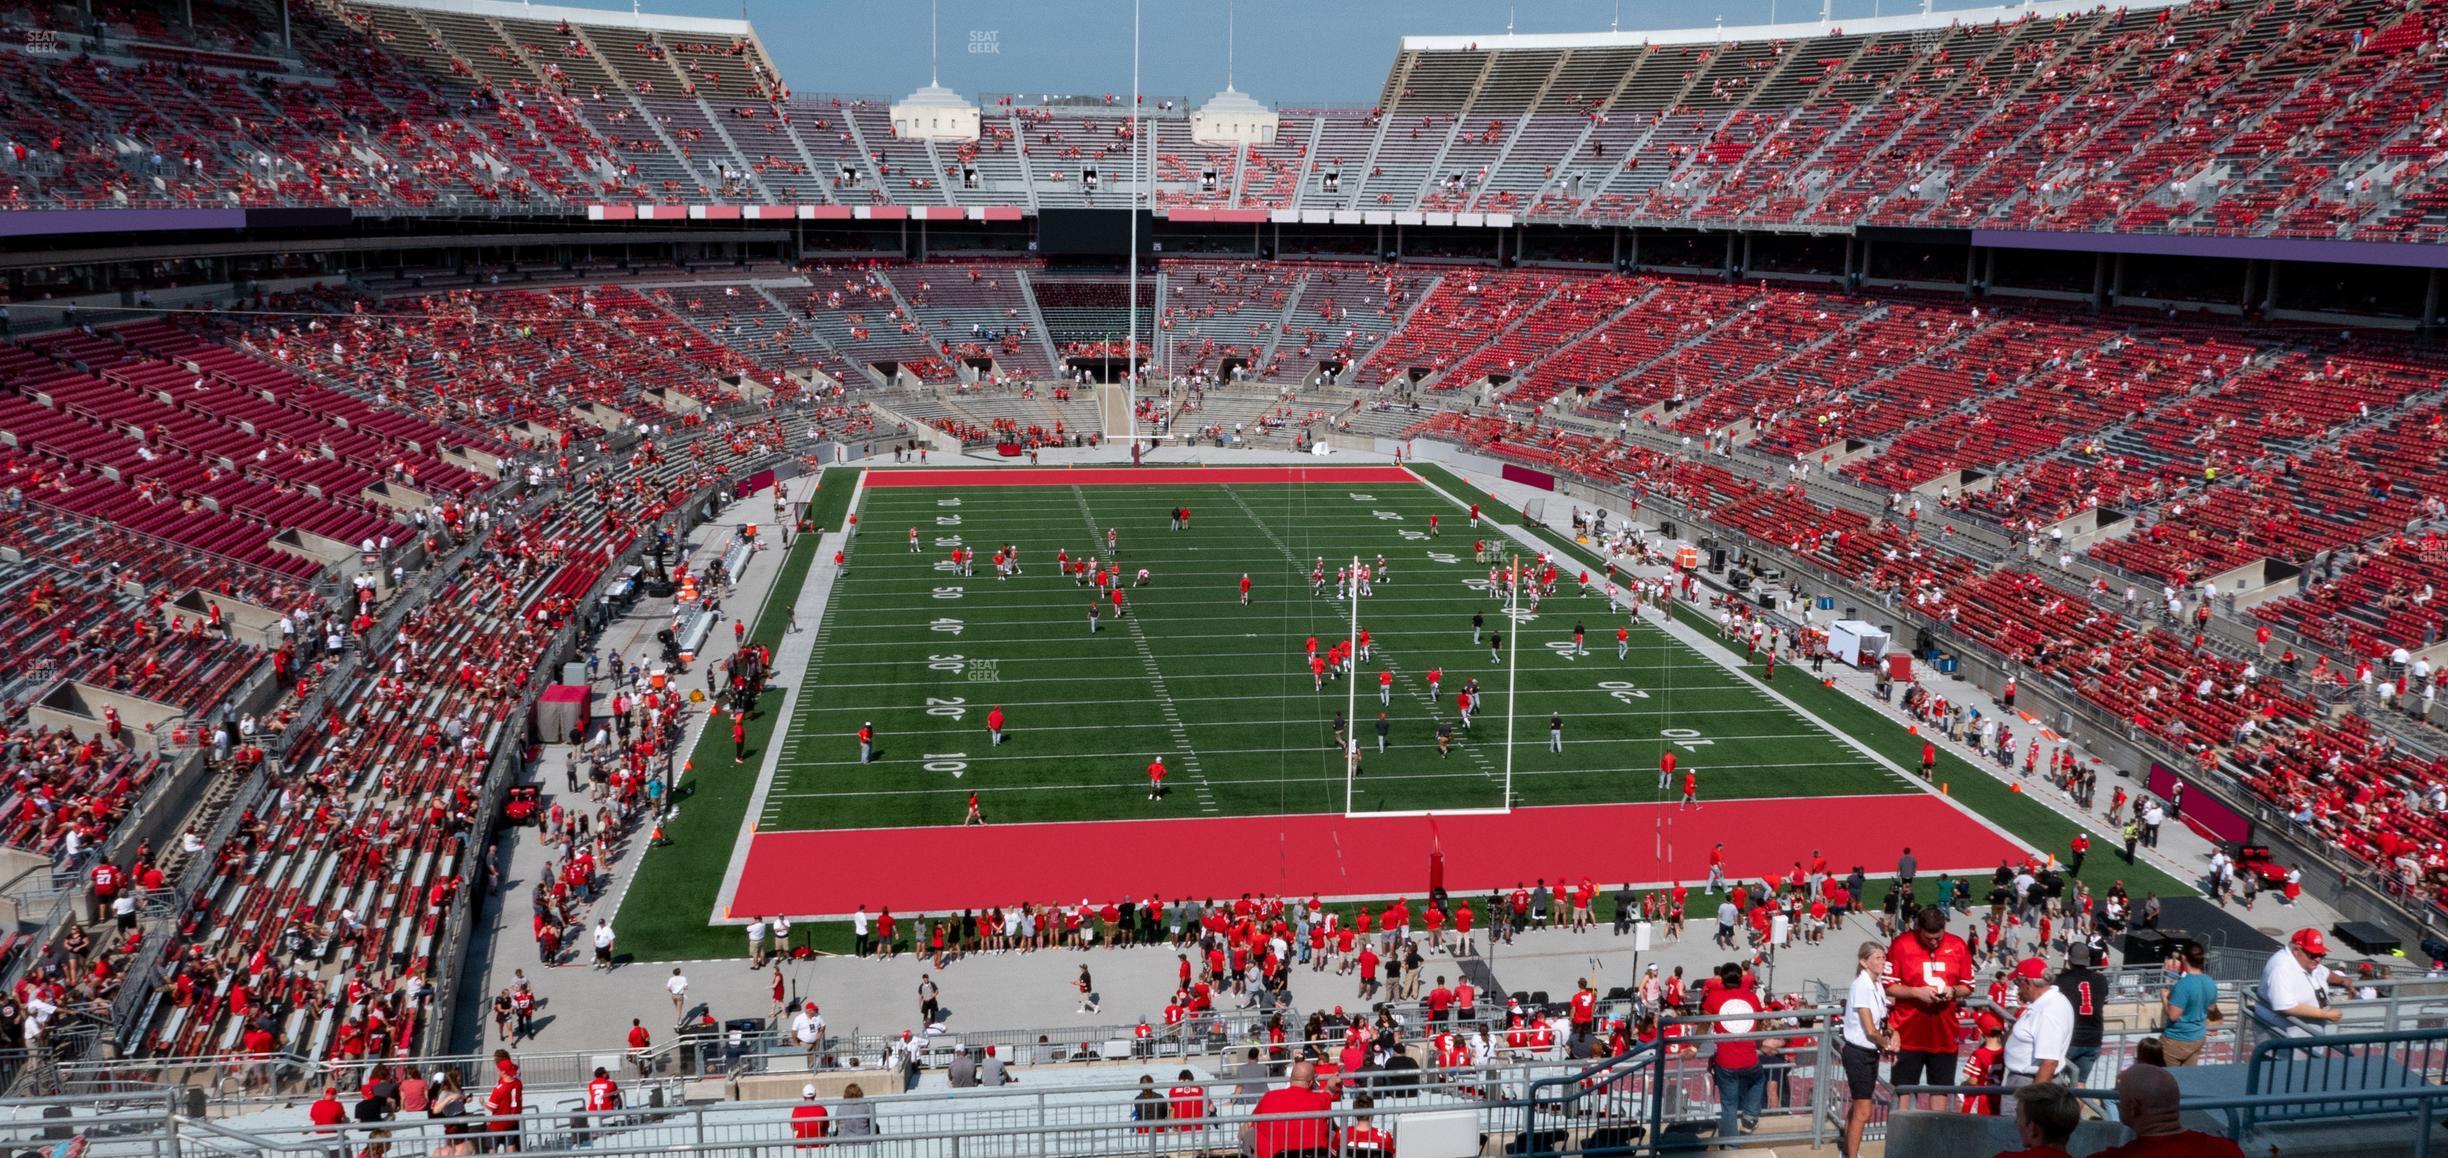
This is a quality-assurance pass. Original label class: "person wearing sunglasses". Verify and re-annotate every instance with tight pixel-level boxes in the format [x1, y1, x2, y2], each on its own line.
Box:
[2254, 928, 2345, 1037]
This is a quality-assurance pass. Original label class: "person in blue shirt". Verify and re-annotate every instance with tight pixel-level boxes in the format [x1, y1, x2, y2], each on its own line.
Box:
[2159, 941, 2219, 1066]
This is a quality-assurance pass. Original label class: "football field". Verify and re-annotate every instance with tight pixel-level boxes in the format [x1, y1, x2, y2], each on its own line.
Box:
[696, 465, 2045, 920]
[760, 466, 1908, 832]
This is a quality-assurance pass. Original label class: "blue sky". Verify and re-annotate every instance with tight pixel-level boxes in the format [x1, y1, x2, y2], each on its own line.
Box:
[549, 0, 2015, 107]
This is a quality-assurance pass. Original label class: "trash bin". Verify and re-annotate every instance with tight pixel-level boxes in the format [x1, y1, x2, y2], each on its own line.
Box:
[721, 1018, 766, 1072]
[1814, 595, 1835, 611]
[679, 1024, 719, 1074]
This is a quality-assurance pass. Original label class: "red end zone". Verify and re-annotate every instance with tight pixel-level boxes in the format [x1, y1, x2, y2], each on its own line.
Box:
[863, 466, 1419, 488]
[728, 794, 2022, 918]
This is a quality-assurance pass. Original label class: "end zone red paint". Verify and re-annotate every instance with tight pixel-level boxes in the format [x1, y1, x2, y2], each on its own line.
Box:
[729, 794, 2021, 918]
[862, 466, 1418, 488]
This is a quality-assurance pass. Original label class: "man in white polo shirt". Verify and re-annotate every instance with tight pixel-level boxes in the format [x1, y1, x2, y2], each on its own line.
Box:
[791, 1002, 827, 1068]
[2256, 928, 2345, 1037]
[2000, 956, 2071, 1089]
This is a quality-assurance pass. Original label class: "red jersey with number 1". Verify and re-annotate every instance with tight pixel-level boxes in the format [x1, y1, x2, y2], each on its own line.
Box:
[1881, 932, 1975, 1053]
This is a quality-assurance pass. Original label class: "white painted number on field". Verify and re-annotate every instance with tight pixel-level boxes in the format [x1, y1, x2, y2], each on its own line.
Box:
[936, 516, 963, 526]
[1347, 493, 1376, 502]
[934, 536, 964, 548]
[1426, 551, 1459, 565]
[937, 498, 962, 508]
[924, 696, 968, 720]
[1503, 606, 1538, 623]
[927, 654, 967, 674]
[931, 586, 964, 600]
[1598, 680, 1652, 702]
[1398, 530, 1428, 541]
[1372, 510, 1404, 521]
[929, 617, 965, 635]
[1661, 727, 1713, 751]
[922, 752, 969, 778]
[932, 560, 962, 573]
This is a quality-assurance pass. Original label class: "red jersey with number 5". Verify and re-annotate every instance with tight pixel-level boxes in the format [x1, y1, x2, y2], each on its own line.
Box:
[1880, 932, 1974, 1053]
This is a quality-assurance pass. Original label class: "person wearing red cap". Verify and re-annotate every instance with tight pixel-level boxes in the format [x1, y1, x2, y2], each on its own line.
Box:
[2001, 957, 2073, 1089]
[309, 1085, 347, 1142]
[2256, 928, 2344, 1036]
[485, 1059, 526, 1149]
[1959, 1011, 2009, 1114]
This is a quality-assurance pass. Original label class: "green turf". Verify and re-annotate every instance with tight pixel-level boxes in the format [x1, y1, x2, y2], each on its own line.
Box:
[612, 467, 857, 962]
[1405, 463, 2187, 901]
[764, 478, 1912, 833]
[612, 463, 2182, 962]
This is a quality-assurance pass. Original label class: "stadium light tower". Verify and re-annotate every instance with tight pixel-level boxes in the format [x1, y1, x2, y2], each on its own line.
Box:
[1125, 0, 1142, 449]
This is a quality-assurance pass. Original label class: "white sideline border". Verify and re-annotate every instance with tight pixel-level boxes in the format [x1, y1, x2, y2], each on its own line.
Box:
[596, 466, 860, 930]
[1400, 465, 2035, 859]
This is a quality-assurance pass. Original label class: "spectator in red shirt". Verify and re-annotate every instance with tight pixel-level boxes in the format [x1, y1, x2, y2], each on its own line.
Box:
[487, 1062, 525, 1147]
[791, 1083, 831, 1148]
[308, 1086, 347, 1140]
[2091, 1064, 2245, 1158]
[1702, 962, 1768, 1142]
[1882, 905, 1975, 1110]
[1251, 1060, 1337, 1158]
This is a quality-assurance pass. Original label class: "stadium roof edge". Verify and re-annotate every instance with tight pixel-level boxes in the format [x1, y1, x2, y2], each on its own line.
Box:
[352, 0, 755, 41]
[1397, 0, 2190, 52]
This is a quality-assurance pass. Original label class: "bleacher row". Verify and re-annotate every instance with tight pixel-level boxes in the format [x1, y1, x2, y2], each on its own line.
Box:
[1404, 408, 2448, 900]
[120, 394, 804, 1066]
[6, 0, 2448, 238]
[556, 258, 2448, 671]
[0, 261, 841, 1067]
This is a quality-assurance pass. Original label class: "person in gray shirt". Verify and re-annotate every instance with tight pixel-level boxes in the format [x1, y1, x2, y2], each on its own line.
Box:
[980, 1047, 1014, 1086]
[947, 1049, 979, 1088]
[833, 1084, 877, 1137]
[1223, 1047, 1269, 1108]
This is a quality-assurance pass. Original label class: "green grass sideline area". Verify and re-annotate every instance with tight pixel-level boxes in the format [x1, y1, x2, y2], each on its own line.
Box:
[614, 468, 855, 962]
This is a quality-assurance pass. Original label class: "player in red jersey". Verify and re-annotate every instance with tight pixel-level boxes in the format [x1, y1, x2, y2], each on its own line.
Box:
[1881, 905, 1975, 1108]
[1958, 1011, 2008, 1115]
[1147, 757, 1167, 801]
